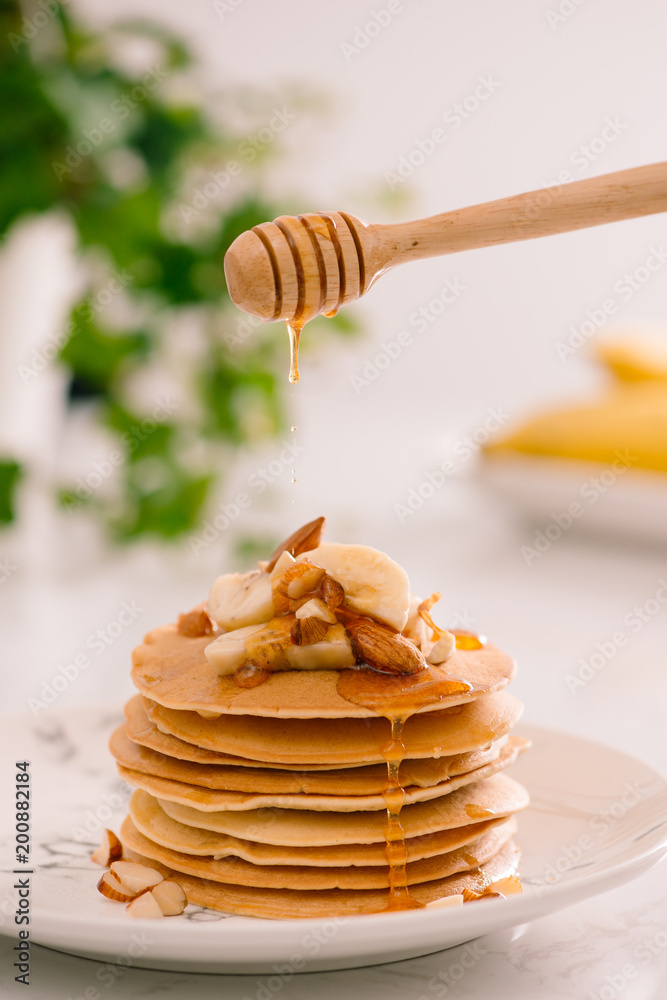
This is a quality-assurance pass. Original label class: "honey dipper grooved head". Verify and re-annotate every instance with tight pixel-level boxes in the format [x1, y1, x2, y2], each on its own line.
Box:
[224, 212, 369, 324]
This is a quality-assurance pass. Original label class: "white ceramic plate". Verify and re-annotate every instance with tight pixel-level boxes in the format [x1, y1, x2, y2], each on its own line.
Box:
[477, 454, 667, 545]
[1, 705, 666, 974]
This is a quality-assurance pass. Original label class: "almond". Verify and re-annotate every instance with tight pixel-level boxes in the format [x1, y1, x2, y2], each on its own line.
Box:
[265, 517, 326, 572]
[126, 891, 164, 919]
[487, 875, 522, 897]
[426, 632, 455, 665]
[321, 574, 345, 609]
[91, 829, 122, 867]
[97, 870, 137, 903]
[110, 860, 164, 895]
[151, 879, 188, 915]
[287, 564, 324, 599]
[296, 598, 336, 624]
[178, 607, 215, 637]
[344, 618, 426, 675]
[291, 616, 329, 645]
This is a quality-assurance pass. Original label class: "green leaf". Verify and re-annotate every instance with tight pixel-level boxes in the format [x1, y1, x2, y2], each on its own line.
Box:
[115, 469, 212, 540]
[60, 304, 150, 396]
[0, 459, 22, 525]
[104, 402, 174, 461]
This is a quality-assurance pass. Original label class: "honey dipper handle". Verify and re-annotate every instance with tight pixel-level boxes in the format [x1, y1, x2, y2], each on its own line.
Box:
[370, 161, 667, 270]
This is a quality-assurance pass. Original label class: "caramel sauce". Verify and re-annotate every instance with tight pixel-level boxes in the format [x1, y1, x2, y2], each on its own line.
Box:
[451, 630, 486, 651]
[337, 666, 473, 913]
[381, 717, 422, 911]
[234, 663, 271, 689]
[337, 665, 472, 716]
[287, 323, 301, 384]
[465, 804, 496, 820]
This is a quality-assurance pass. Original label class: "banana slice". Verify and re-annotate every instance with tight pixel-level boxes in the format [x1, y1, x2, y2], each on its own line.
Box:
[204, 624, 265, 674]
[286, 623, 355, 670]
[298, 542, 410, 631]
[204, 621, 354, 674]
[207, 570, 273, 631]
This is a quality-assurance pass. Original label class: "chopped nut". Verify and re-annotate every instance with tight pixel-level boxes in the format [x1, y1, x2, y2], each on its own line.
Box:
[97, 870, 136, 902]
[344, 617, 426, 675]
[91, 829, 122, 867]
[272, 560, 325, 614]
[321, 574, 345, 609]
[487, 875, 522, 896]
[285, 623, 355, 669]
[151, 879, 188, 915]
[126, 891, 164, 919]
[110, 860, 164, 896]
[296, 598, 337, 624]
[426, 631, 456, 665]
[177, 608, 215, 638]
[265, 516, 326, 572]
[287, 563, 325, 599]
[291, 616, 329, 645]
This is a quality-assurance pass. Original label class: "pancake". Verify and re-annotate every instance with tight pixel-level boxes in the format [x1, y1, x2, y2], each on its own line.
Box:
[129, 789, 507, 866]
[157, 772, 529, 846]
[119, 814, 517, 890]
[115, 737, 526, 812]
[131, 623, 516, 719]
[124, 694, 354, 770]
[112, 720, 527, 794]
[122, 839, 521, 918]
[124, 694, 516, 781]
[144, 690, 523, 765]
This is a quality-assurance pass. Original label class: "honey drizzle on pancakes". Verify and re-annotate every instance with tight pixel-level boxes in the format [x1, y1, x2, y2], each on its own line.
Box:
[337, 665, 474, 911]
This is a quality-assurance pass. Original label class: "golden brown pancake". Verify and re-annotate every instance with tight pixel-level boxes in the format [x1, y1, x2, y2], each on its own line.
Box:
[124, 694, 517, 779]
[122, 839, 521, 918]
[156, 772, 529, 845]
[131, 623, 516, 719]
[129, 789, 506, 866]
[144, 690, 522, 765]
[120, 813, 516, 889]
[116, 737, 526, 812]
[112, 720, 527, 795]
[124, 695, 352, 770]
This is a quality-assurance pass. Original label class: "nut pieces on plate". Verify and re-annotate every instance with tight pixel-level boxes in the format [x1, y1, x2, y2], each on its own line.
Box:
[93, 829, 187, 918]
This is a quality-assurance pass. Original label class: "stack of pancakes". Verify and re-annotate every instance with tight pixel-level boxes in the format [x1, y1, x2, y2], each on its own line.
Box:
[112, 619, 530, 918]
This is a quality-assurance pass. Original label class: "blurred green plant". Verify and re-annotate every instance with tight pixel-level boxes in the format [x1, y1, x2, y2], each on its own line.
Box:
[0, 0, 357, 541]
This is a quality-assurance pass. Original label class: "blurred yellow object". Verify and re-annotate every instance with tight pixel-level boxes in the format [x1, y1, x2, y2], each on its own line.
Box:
[594, 336, 667, 382]
[485, 336, 667, 473]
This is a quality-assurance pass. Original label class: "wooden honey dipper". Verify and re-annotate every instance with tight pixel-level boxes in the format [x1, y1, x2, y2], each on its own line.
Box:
[223, 162, 667, 380]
